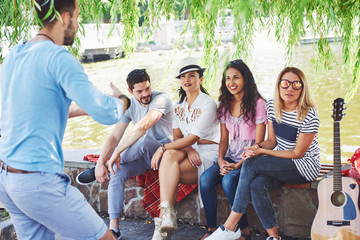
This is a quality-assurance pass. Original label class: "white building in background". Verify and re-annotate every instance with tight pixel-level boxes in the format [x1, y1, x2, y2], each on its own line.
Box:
[2, 16, 341, 62]
[1, 17, 236, 62]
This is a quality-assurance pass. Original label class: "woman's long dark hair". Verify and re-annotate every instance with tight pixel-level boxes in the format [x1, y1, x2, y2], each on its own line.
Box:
[178, 70, 208, 103]
[217, 59, 264, 124]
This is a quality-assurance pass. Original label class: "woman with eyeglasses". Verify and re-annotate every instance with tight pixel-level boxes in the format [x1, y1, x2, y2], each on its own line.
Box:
[199, 59, 267, 240]
[150, 57, 220, 240]
[207, 67, 320, 240]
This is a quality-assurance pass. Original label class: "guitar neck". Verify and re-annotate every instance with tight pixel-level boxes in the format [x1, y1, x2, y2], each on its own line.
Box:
[333, 121, 342, 191]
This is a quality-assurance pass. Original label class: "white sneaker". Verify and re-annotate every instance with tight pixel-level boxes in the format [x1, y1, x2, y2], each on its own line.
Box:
[206, 224, 241, 240]
[160, 201, 177, 232]
[266, 236, 281, 240]
[152, 218, 171, 240]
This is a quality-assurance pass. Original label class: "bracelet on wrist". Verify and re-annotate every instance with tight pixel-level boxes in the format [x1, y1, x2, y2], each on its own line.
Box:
[161, 144, 166, 153]
[118, 94, 131, 109]
[255, 143, 263, 148]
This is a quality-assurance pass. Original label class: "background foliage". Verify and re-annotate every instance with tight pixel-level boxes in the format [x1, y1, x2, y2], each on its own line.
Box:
[1, 0, 359, 100]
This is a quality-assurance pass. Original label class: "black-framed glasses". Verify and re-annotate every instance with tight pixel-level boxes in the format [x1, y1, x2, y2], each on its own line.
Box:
[279, 79, 303, 90]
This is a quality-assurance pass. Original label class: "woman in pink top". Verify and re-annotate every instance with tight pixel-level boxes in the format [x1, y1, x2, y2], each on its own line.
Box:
[199, 59, 267, 240]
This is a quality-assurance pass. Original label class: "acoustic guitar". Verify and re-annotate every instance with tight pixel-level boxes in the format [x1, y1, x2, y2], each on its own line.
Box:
[311, 98, 360, 239]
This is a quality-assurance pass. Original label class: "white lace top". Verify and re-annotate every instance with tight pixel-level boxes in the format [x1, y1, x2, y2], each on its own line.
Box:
[173, 91, 219, 143]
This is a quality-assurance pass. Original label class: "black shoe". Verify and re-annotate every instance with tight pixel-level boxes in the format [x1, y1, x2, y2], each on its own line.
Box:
[76, 167, 96, 185]
[110, 228, 122, 240]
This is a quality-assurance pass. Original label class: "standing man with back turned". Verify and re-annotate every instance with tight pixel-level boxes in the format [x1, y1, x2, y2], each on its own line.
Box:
[76, 69, 173, 239]
[0, 0, 129, 239]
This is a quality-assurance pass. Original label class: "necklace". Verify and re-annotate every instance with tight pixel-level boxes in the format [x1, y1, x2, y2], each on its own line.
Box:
[36, 33, 55, 43]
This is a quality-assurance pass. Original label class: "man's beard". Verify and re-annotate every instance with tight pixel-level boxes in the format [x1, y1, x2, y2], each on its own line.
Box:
[63, 21, 76, 46]
[139, 95, 151, 105]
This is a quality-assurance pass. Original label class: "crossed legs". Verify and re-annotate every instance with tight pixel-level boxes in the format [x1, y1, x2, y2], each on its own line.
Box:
[220, 155, 307, 238]
[159, 149, 198, 206]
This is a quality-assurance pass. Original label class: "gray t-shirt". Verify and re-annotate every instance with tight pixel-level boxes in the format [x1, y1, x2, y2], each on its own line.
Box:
[120, 91, 173, 144]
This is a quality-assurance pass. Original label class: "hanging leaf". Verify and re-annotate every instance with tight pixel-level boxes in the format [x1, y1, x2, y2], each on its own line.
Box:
[1, 0, 359, 101]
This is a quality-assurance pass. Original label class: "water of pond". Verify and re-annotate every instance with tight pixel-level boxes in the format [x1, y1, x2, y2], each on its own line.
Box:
[2, 37, 360, 164]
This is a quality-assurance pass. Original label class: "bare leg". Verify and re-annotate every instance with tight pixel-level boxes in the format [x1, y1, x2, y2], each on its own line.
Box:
[223, 211, 244, 231]
[99, 228, 116, 240]
[109, 218, 119, 229]
[159, 149, 194, 203]
[265, 226, 279, 238]
[178, 156, 198, 184]
[158, 149, 198, 219]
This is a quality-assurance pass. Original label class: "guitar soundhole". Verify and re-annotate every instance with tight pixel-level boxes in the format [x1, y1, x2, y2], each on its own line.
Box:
[331, 191, 345, 207]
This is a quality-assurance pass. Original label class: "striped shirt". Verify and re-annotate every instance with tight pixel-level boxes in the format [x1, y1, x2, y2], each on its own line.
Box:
[267, 99, 321, 181]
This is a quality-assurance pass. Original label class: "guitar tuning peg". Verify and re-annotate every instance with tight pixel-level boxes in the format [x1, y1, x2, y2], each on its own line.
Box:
[343, 113, 347, 117]
[344, 107, 347, 110]
[331, 114, 334, 118]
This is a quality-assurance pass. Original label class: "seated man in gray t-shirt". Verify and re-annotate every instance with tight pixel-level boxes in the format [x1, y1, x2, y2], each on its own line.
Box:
[76, 69, 173, 239]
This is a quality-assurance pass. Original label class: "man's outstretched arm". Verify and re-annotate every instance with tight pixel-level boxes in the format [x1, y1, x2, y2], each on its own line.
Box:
[107, 109, 163, 175]
[95, 121, 128, 183]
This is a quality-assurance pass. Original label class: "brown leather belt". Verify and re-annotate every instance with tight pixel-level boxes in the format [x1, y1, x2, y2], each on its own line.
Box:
[0, 160, 39, 174]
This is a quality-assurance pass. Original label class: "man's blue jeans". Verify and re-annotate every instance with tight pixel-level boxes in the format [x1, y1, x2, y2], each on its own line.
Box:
[108, 135, 162, 219]
[232, 155, 308, 229]
[199, 157, 248, 229]
[0, 170, 107, 240]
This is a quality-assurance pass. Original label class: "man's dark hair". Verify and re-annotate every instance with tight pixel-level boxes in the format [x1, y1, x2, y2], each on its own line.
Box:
[35, 0, 76, 27]
[126, 69, 150, 90]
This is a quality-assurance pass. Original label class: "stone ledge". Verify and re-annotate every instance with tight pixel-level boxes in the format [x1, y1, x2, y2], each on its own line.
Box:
[62, 149, 318, 238]
[62, 149, 230, 224]
[64, 149, 318, 238]
[63, 149, 100, 168]
[0, 149, 319, 239]
[0, 219, 16, 240]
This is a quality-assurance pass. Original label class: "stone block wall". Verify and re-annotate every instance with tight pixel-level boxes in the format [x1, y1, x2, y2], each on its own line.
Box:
[63, 149, 234, 223]
[64, 162, 232, 224]
[247, 187, 317, 238]
[0, 220, 16, 240]
[65, 163, 318, 238]
[63, 150, 318, 239]
[66, 165, 110, 214]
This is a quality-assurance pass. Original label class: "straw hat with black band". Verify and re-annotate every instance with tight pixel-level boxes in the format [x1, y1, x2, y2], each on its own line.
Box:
[176, 57, 206, 79]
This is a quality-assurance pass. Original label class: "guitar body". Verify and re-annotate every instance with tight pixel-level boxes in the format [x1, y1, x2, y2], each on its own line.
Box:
[311, 176, 360, 239]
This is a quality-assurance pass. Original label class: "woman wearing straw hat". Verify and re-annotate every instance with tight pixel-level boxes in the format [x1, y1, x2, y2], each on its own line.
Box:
[150, 57, 220, 239]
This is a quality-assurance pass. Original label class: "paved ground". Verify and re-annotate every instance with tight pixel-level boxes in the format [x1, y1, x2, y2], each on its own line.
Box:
[1, 212, 305, 240]
[55, 217, 212, 240]
[113, 218, 208, 240]
[53, 216, 291, 240]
